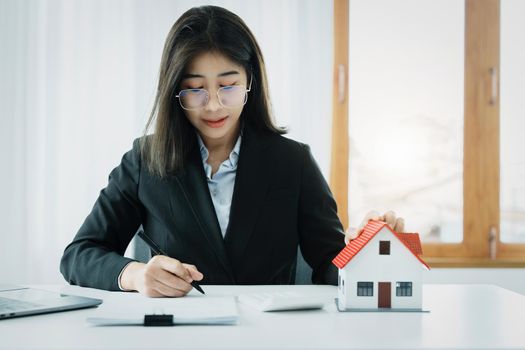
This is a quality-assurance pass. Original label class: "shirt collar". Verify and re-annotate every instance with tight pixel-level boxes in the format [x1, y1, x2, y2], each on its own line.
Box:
[196, 132, 242, 168]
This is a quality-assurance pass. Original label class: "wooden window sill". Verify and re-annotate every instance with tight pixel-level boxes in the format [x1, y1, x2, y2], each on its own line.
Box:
[424, 257, 525, 268]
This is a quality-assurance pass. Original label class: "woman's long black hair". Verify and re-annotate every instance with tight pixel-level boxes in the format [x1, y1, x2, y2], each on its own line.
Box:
[142, 5, 285, 178]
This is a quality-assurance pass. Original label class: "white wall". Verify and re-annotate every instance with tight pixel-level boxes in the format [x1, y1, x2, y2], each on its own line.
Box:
[424, 268, 525, 296]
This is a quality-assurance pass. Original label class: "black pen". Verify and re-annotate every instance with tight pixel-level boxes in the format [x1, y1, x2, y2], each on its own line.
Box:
[137, 230, 205, 295]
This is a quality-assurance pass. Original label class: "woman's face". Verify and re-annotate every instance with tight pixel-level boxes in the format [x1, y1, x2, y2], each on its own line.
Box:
[179, 52, 248, 147]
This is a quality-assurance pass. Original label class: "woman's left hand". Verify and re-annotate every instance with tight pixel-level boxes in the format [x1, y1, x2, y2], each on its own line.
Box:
[344, 210, 405, 244]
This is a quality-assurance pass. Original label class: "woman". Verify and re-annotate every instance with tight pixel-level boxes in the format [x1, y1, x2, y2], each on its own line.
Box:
[60, 6, 405, 297]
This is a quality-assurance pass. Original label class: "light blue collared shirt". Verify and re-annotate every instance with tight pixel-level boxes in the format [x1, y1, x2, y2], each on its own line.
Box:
[197, 134, 241, 237]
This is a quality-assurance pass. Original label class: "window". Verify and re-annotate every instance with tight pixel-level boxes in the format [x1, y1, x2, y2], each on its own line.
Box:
[346, 0, 464, 244]
[357, 282, 373, 296]
[331, 0, 525, 266]
[396, 282, 413, 297]
[379, 241, 390, 255]
[500, 0, 525, 243]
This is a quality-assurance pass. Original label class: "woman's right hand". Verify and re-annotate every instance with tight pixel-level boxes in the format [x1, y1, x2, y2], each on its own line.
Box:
[120, 255, 204, 297]
[344, 210, 406, 244]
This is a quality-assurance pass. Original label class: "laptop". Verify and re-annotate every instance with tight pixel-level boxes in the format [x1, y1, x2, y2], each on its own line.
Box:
[0, 284, 102, 320]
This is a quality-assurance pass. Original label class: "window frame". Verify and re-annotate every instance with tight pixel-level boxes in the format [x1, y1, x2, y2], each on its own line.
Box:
[331, 0, 525, 267]
[379, 241, 391, 255]
[357, 282, 374, 296]
[396, 282, 413, 297]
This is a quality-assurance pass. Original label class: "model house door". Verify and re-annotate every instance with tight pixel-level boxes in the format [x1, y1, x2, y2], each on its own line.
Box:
[378, 282, 391, 308]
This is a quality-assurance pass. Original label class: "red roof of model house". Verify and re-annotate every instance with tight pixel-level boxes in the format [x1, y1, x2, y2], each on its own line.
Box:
[332, 220, 430, 270]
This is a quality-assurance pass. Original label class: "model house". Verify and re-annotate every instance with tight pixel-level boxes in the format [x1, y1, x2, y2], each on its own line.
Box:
[333, 220, 430, 311]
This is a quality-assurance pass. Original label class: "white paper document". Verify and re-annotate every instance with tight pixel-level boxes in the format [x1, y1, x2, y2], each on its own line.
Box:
[87, 294, 238, 326]
[238, 291, 328, 312]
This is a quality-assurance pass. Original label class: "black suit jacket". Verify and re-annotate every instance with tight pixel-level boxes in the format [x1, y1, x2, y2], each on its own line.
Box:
[60, 122, 346, 290]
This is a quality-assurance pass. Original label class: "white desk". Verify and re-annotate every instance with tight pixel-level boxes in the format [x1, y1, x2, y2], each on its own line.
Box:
[1, 284, 524, 349]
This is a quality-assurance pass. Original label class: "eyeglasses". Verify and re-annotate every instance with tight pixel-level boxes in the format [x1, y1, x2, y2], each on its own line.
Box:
[176, 76, 253, 111]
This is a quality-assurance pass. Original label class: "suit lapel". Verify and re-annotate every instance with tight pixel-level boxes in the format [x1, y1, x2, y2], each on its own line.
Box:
[172, 143, 235, 282]
[224, 123, 271, 264]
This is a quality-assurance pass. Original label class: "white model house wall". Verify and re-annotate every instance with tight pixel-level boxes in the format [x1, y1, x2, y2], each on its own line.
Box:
[338, 227, 424, 310]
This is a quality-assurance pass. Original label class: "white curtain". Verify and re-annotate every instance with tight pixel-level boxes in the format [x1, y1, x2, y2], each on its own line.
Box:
[0, 0, 333, 284]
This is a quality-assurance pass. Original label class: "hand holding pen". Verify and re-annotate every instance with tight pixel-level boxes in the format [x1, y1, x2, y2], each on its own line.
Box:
[138, 231, 205, 295]
[119, 231, 205, 297]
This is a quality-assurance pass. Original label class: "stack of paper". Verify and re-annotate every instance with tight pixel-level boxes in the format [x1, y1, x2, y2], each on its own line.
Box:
[238, 291, 328, 311]
[87, 295, 238, 326]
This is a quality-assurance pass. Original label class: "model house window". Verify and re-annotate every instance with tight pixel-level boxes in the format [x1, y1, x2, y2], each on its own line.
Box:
[357, 282, 373, 296]
[379, 241, 391, 255]
[396, 282, 413, 296]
